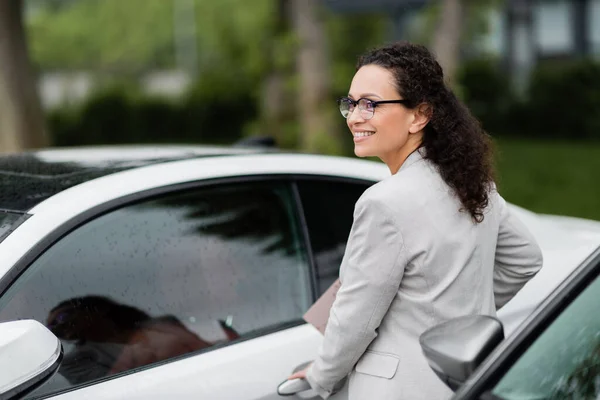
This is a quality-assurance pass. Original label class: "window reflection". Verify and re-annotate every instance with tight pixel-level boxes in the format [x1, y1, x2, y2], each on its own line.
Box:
[492, 273, 600, 399]
[0, 181, 311, 397]
[47, 296, 220, 384]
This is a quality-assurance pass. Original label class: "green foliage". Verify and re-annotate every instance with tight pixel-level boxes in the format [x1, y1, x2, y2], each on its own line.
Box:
[49, 85, 130, 146]
[526, 60, 600, 140]
[459, 57, 600, 141]
[408, 0, 505, 51]
[191, 0, 273, 81]
[180, 72, 258, 144]
[326, 13, 387, 96]
[324, 12, 387, 155]
[495, 138, 600, 221]
[30, 0, 384, 153]
[27, 0, 176, 72]
[49, 82, 257, 147]
[458, 57, 514, 134]
[26, 0, 274, 75]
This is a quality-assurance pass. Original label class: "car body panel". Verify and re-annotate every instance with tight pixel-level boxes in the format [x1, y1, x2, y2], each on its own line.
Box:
[47, 324, 347, 400]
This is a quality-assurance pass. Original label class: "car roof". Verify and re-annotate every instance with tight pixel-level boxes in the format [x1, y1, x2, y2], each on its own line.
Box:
[0, 145, 267, 212]
[0, 152, 390, 280]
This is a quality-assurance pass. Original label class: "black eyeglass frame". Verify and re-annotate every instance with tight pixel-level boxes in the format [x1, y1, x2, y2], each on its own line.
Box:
[337, 97, 410, 119]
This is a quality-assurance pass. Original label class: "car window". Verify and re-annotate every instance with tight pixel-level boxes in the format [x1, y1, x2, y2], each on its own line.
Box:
[490, 270, 600, 399]
[296, 179, 371, 295]
[0, 181, 312, 397]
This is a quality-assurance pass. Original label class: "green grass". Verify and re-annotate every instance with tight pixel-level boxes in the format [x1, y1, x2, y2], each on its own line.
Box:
[494, 139, 600, 221]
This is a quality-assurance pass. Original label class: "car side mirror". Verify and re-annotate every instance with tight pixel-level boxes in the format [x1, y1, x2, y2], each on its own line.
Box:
[419, 315, 504, 391]
[0, 320, 62, 400]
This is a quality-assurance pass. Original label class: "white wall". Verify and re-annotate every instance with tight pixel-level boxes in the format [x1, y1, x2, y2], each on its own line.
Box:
[534, 0, 574, 55]
[590, 0, 600, 57]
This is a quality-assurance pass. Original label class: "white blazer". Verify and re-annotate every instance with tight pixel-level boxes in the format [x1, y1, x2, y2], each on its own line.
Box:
[306, 149, 543, 400]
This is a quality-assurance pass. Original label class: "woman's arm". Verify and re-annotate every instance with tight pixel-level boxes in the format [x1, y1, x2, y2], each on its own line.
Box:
[493, 193, 544, 309]
[305, 196, 406, 398]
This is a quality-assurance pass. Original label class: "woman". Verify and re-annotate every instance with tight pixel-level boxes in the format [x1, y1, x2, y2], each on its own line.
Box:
[288, 42, 543, 399]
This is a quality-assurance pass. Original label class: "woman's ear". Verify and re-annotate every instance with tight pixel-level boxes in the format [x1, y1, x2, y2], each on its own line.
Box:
[409, 103, 432, 134]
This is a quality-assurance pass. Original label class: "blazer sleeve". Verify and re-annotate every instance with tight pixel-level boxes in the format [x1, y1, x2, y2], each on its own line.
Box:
[306, 196, 406, 399]
[493, 192, 544, 309]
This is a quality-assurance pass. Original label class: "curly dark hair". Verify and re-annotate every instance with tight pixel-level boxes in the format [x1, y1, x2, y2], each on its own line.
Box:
[357, 41, 495, 223]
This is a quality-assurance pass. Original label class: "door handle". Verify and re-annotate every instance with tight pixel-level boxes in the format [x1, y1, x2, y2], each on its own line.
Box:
[277, 378, 312, 396]
[277, 361, 313, 396]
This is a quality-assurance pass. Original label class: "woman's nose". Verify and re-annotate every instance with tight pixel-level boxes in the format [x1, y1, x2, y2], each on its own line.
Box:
[347, 108, 365, 126]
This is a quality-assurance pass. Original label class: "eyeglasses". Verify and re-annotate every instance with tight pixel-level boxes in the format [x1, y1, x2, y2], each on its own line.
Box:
[337, 97, 410, 120]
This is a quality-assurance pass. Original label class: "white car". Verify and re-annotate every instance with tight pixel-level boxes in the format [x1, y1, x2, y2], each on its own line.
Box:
[0, 144, 598, 400]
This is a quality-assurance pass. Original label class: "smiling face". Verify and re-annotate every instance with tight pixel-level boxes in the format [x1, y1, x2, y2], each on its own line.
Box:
[347, 64, 428, 173]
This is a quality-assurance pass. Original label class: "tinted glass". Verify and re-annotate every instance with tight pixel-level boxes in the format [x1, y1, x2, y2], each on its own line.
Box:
[0, 153, 126, 212]
[296, 179, 370, 295]
[0, 211, 28, 243]
[491, 269, 600, 399]
[0, 181, 311, 397]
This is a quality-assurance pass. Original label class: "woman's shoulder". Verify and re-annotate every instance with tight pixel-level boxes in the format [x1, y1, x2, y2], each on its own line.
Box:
[356, 159, 449, 221]
[362, 159, 435, 199]
[356, 176, 418, 217]
[360, 178, 398, 204]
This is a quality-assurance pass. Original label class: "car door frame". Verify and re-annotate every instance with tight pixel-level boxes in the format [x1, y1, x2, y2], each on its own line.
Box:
[0, 175, 317, 298]
[291, 174, 376, 295]
[0, 173, 378, 300]
[451, 245, 600, 400]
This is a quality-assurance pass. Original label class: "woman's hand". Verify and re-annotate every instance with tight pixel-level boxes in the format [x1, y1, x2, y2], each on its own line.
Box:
[287, 364, 311, 380]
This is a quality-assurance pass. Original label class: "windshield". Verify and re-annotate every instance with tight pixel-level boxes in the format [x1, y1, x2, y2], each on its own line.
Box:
[491, 266, 600, 399]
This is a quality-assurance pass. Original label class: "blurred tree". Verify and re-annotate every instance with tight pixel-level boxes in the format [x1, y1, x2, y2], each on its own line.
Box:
[259, 0, 293, 146]
[431, 0, 464, 87]
[414, 0, 503, 88]
[26, 0, 278, 75]
[27, 0, 386, 153]
[173, 0, 198, 74]
[0, 0, 48, 152]
[27, 0, 176, 73]
[291, 0, 340, 154]
[462, 0, 505, 56]
[28, 0, 80, 11]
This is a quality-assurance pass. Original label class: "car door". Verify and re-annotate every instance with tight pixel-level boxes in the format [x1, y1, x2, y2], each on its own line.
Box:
[0, 179, 325, 400]
[452, 247, 600, 400]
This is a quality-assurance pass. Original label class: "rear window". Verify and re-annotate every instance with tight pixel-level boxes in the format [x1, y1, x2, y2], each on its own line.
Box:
[0, 211, 29, 243]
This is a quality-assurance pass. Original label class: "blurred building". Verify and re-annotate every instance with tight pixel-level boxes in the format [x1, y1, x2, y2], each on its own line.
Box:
[39, 71, 190, 109]
[324, 0, 600, 85]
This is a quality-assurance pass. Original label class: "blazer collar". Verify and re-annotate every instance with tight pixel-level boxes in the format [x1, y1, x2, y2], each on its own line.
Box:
[398, 147, 425, 173]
